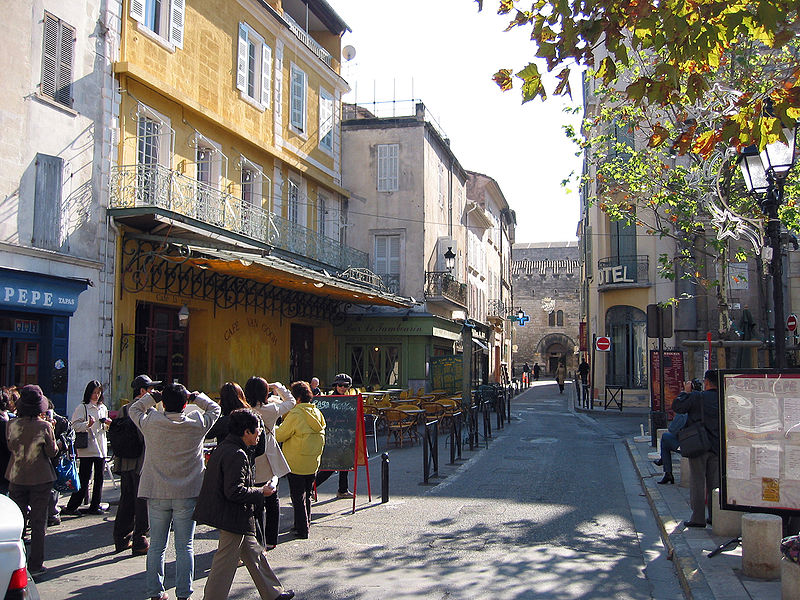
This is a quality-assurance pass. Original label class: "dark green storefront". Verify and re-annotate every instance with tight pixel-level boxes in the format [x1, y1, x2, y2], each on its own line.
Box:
[334, 314, 462, 392]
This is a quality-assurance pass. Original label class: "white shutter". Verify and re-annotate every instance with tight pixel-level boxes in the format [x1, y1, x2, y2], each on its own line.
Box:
[169, 0, 185, 48]
[236, 24, 248, 92]
[56, 22, 74, 106]
[290, 66, 305, 131]
[389, 144, 398, 190]
[375, 236, 388, 274]
[261, 44, 271, 105]
[377, 145, 388, 191]
[388, 235, 400, 275]
[41, 14, 58, 99]
[130, 0, 145, 23]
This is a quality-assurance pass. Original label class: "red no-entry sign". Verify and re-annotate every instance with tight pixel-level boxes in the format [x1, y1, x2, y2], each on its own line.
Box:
[596, 336, 611, 352]
[788, 314, 798, 332]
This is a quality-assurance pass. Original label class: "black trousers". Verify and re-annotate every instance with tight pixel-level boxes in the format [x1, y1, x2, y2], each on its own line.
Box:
[253, 487, 280, 547]
[314, 470, 349, 493]
[66, 457, 104, 511]
[286, 473, 315, 536]
[113, 470, 149, 549]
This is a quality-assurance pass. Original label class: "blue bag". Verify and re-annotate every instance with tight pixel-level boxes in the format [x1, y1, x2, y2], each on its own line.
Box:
[53, 443, 81, 494]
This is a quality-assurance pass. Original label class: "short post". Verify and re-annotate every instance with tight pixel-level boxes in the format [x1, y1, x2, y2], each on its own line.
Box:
[782, 557, 800, 600]
[712, 488, 742, 537]
[381, 452, 389, 503]
[506, 387, 512, 423]
[449, 424, 456, 465]
[742, 513, 782, 579]
[679, 456, 691, 488]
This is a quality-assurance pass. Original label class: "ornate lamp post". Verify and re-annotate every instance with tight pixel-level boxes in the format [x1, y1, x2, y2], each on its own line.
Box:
[737, 123, 798, 368]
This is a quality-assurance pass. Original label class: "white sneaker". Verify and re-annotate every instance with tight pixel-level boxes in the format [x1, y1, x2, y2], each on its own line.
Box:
[336, 490, 354, 499]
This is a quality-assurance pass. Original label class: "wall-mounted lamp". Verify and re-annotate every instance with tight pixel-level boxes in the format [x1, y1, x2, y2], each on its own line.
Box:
[177, 304, 190, 328]
[517, 308, 525, 321]
[444, 246, 456, 271]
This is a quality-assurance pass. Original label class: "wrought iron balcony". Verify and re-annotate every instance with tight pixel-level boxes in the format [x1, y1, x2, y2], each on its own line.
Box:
[282, 12, 333, 68]
[424, 271, 467, 308]
[487, 299, 511, 318]
[109, 164, 367, 271]
[597, 255, 650, 289]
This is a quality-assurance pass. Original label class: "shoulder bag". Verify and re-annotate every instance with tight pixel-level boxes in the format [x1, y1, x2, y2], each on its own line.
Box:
[54, 441, 81, 494]
[678, 394, 711, 458]
[74, 404, 89, 449]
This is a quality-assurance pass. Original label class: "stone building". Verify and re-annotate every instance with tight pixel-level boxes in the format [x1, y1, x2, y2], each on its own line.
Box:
[512, 242, 581, 377]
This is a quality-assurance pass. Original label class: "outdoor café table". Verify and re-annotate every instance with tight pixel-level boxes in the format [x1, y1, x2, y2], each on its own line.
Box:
[401, 408, 426, 426]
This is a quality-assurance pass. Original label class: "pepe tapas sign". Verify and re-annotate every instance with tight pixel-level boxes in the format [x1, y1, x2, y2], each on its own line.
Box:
[596, 336, 612, 352]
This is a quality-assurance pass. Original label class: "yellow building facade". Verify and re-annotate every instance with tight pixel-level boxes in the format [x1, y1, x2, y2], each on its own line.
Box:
[109, 0, 406, 404]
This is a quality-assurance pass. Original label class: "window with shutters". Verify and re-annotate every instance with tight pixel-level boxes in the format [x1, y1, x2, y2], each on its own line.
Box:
[135, 105, 172, 204]
[287, 178, 300, 224]
[374, 234, 401, 293]
[40, 13, 74, 108]
[319, 88, 334, 153]
[377, 144, 399, 192]
[32, 153, 63, 251]
[317, 193, 327, 237]
[130, 0, 185, 49]
[289, 64, 307, 133]
[235, 23, 270, 109]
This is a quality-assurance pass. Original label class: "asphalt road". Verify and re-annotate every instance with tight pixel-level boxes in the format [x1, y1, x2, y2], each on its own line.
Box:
[34, 382, 684, 599]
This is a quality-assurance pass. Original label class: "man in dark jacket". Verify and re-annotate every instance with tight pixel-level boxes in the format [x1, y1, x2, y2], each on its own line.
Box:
[672, 369, 720, 528]
[194, 409, 294, 600]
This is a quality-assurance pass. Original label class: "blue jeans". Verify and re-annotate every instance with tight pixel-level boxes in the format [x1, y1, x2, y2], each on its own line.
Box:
[146, 497, 197, 598]
[661, 431, 680, 474]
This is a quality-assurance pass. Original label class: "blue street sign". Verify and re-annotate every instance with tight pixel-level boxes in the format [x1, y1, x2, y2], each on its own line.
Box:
[517, 311, 530, 327]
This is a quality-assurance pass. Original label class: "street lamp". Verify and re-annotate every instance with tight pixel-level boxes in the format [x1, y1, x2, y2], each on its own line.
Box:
[177, 304, 190, 328]
[737, 121, 798, 368]
[444, 246, 456, 271]
[517, 307, 525, 322]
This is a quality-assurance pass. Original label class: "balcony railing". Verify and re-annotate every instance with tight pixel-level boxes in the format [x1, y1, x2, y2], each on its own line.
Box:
[487, 299, 511, 318]
[597, 255, 650, 288]
[424, 271, 467, 307]
[282, 12, 333, 68]
[109, 164, 367, 271]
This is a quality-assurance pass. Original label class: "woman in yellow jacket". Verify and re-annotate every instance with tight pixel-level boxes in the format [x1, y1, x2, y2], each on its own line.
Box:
[275, 381, 325, 539]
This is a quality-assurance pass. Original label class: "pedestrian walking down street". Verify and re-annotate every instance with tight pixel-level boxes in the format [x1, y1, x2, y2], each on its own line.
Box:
[5, 385, 68, 576]
[532, 362, 541, 381]
[314, 373, 353, 498]
[522, 362, 530, 388]
[672, 370, 720, 528]
[195, 409, 294, 600]
[64, 380, 109, 515]
[245, 377, 294, 549]
[112, 374, 159, 555]
[555, 363, 567, 394]
[276, 381, 326, 539]
[0, 386, 18, 495]
[130, 383, 220, 600]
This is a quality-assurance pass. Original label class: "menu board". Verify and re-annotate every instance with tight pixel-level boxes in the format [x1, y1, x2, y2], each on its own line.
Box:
[430, 355, 462, 393]
[720, 370, 800, 514]
[649, 350, 685, 414]
[316, 395, 359, 471]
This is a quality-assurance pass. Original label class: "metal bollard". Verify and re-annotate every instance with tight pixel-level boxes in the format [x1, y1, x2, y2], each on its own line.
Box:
[381, 452, 389, 503]
[450, 425, 456, 465]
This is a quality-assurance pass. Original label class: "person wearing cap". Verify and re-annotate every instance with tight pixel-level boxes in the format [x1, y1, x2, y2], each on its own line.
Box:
[130, 382, 220, 600]
[314, 373, 354, 499]
[112, 374, 159, 554]
[5, 384, 69, 576]
[64, 380, 110, 515]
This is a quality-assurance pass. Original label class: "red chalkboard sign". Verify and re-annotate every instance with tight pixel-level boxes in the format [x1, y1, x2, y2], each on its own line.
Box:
[649, 350, 685, 415]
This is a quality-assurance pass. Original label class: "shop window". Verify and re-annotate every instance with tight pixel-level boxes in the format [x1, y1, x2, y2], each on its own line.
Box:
[348, 344, 400, 389]
[605, 305, 647, 389]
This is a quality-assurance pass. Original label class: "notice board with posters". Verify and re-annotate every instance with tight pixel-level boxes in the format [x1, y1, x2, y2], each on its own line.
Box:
[649, 350, 685, 414]
[720, 369, 800, 514]
[430, 355, 462, 394]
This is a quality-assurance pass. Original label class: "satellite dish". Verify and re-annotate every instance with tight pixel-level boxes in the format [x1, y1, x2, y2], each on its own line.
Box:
[342, 45, 356, 61]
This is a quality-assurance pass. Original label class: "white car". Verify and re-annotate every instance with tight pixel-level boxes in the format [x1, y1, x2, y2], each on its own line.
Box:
[0, 494, 39, 600]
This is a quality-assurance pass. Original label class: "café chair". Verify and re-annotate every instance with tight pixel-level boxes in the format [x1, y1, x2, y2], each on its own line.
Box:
[422, 402, 445, 423]
[384, 409, 417, 447]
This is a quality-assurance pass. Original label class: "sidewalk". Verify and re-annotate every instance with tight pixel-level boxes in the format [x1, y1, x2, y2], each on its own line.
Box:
[626, 438, 782, 600]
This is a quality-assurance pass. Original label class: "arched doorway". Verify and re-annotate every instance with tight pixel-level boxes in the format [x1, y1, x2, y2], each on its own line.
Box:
[535, 333, 577, 376]
[605, 305, 647, 388]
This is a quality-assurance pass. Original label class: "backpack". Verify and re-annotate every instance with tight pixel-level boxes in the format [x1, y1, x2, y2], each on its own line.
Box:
[108, 406, 144, 459]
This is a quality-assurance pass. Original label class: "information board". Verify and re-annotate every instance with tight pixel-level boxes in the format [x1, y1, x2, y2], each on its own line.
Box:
[720, 370, 800, 514]
[649, 350, 685, 414]
[430, 355, 462, 393]
[316, 395, 361, 471]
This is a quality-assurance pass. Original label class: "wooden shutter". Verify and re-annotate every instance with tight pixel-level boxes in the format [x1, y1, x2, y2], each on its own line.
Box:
[41, 14, 73, 107]
[290, 66, 305, 131]
[388, 235, 400, 275]
[33, 153, 63, 251]
[41, 14, 58, 99]
[130, 0, 145, 23]
[169, 0, 185, 48]
[261, 44, 271, 105]
[56, 21, 74, 106]
[236, 24, 248, 92]
[319, 90, 333, 150]
[374, 236, 387, 275]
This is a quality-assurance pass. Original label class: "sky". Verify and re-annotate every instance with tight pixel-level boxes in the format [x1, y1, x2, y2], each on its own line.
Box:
[326, 0, 584, 244]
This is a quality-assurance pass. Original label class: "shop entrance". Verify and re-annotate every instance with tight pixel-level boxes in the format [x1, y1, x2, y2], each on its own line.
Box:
[134, 303, 188, 386]
[290, 324, 314, 383]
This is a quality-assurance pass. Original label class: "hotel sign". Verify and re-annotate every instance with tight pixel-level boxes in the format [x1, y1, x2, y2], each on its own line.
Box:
[599, 264, 635, 285]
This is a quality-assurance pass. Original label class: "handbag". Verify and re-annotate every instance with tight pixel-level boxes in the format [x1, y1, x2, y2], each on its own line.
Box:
[678, 394, 711, 458]
[53, 443, 81, 494]
[74, 404, 89, 449]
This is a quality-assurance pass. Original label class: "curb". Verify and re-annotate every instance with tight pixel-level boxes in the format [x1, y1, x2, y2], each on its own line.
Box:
[625, 439, 717, 600]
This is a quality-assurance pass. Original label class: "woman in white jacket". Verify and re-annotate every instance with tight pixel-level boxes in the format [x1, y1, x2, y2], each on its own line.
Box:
[244, 377, 294, 549]
[64, 380, 109, 515]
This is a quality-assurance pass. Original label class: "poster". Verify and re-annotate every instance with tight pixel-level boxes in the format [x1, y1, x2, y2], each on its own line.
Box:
[649, 350, 685, 414]
[720, 370, 800, 514]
